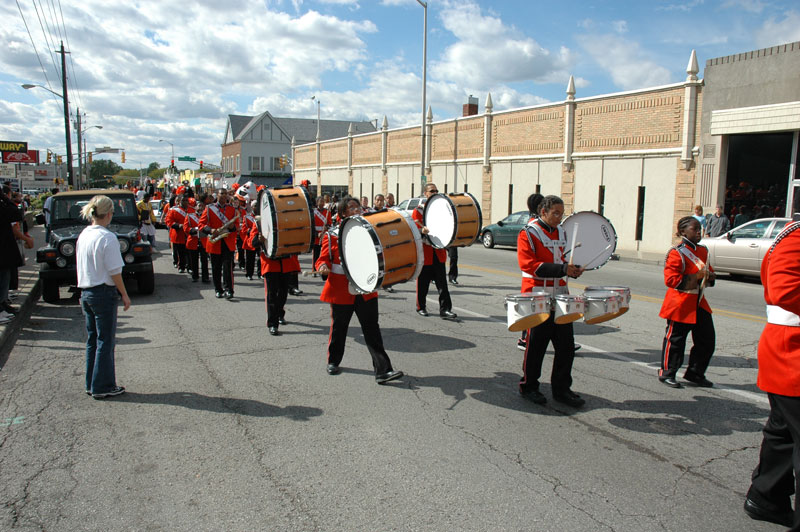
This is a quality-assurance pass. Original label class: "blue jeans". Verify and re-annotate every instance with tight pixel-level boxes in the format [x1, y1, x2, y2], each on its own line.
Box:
[81, 284, 119, 394]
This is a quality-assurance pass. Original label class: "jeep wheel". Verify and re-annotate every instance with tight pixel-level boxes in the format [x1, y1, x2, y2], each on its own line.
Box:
[482, 231, 495, 248]
[136, 266, 155, 295]
[41, 279, 60, 303]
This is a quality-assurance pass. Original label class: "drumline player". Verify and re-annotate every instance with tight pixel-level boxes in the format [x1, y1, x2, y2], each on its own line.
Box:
[165, 195, 190, 273]
[413, 182, 457, 320]
[517, 195, 586, 407]
[315, 196, 403, 384]
[517, 193, 544, 351]
[250, 221, 298, 336]
[198, 188, 239, 300]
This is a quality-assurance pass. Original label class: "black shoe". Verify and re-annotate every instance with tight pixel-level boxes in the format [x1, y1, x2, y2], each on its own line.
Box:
[449, 279, 458, 285]
[659, 377, 682, 388]
[521, 390, 547, 404]
[278, 317, 287, 325]
[574, 343, 581, 352]
[384, 286, 396, 293]
[215, 291, 223, 298]
[743, 497, 793, 528]
[553, 390, 586, 407]
[224, 291, 233, 299]
[178, 268, 185, 273]
[289, 288, 303, 296]
[327, 364, 341, 375]
[92, 386, 125, 399]
[191, 277, 198, 283]
[683, 371, 713, 388]
[268, 326, 279, 336]
[376, 370, 404, 384]
[440, 310, 458, 320]
[517, 339, 527, 351]
[417, 308, 429, 317]
[202, 278, 211, 283]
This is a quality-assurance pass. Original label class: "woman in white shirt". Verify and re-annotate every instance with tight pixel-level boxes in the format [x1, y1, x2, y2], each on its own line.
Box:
[77, 196, 131, 399]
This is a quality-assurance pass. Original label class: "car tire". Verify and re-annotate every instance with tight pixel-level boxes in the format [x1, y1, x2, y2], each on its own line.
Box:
[482, 231, 495, 248]
[136, 266, 155, 295]
[41, 279, 60, 303]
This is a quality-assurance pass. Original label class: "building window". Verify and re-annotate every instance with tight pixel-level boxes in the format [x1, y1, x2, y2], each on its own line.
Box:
[236, 155, 240, 172]
[635, 186, 646, 241]
[535, 183, 541, 194]
[598, 185, 605, 216]
[464, 183, 468, 193]
[508, 184, 513, 215]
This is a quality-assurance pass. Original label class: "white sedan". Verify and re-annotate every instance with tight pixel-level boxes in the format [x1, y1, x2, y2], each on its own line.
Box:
[701, 217, 790, 277]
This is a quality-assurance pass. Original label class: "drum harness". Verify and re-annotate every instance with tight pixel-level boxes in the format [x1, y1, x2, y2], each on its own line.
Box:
[325, 226, 346, 276]
[764, 221, 800, 326]
[522, 220, 569, 299]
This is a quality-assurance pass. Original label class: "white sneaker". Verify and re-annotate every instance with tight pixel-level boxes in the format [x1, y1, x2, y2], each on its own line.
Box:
[0, 310, 15, 324]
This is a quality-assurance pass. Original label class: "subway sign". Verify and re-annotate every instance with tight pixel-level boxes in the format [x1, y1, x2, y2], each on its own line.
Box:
[0, 141, 28, 153]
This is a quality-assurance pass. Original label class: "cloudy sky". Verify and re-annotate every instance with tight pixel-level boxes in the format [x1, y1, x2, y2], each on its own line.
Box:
[1, 0, 798, 170]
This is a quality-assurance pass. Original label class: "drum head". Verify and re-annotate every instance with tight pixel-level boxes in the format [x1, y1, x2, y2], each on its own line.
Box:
[423, 194, 456, 249]
[340, 217, 380, 294]
[561, 211, 617, 270]
[258, 188, 277, 256]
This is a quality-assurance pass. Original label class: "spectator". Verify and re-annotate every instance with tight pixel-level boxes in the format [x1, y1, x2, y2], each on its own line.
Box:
[692, 205, 706, 233]
[373, 194, 386, 211]
[0, 186, 25, 324]
[42, 187, 59, 242]
[705, 205, 731, 237]
[360, 196, 370, 210]
[733, 205, 753, 228]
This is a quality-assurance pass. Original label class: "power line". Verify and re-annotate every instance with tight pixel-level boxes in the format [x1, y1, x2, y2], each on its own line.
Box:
[56, 0, 83, 110]
[31, 0, 61, 91]
[15, 0, 53, 94]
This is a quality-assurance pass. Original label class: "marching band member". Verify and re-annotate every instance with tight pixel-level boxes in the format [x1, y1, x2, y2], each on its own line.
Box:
[241, 201, 258, 280]
[248, 221, 294, 336]
[198, 188, 238, 299]
[658, 216, 716, 389]
[183, 198, 204, 283]
[744, 220, 800, 530]
[517, 195, 585, 407]
[413, 183, 457, 320]
[232, 193, 247, 271]
[517, 193, 544, 351]
[136, 192, 157, 248]
[312, 195, 331, 278]
[315, 196, 403, 384]
[197, 195, 212, 283]
[372, 194, 385, 212]
[165, 195, 189, 273]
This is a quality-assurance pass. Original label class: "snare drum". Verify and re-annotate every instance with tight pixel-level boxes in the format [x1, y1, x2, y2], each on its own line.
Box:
[554, 294, 585, 325]
[505, 291, 551, 332]
[423, 192, 483, 249]
[583, 290, 622, 325]
[561, 211, 617, 270]
[339, 209, 423, 294]
[585, 285, 631, 317]
[257, 186, 314, 259]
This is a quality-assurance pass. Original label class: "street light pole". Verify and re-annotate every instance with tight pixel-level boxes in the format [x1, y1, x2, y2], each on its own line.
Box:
[310, 96, 321, 140]
[159, 139, 175, 164]
[79, 123, 102, 189]
[416, 0, 428, 188]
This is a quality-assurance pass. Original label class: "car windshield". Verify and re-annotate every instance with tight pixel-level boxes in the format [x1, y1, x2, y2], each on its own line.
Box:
[52, 196, 139, 224]
[150, 200, 161, 209]
[730, 219, 772, 239]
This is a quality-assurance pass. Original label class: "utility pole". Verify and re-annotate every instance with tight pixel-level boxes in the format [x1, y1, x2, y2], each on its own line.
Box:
[75, 108, 82, 189]
[57, 41, 74, 188]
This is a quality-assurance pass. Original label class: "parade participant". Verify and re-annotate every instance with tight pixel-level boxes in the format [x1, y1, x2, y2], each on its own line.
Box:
[517, 195, 585, 407]
[517, 193, 544, 352]
[241, 201, 258, 280]
[232, 194, 247, 270]
[76, 195, 130, 399]
[373, 194, 385, 211]
[312, 195, 331, 276]
[413, 182, 457, 320]
[743, 221, 800, 530]
[315, 196, 403, 384]
[249, 222, 296, 336]
[165, 195, 190, 273]
[183, 198, 205, 283]
[136, 192, 157, 247]
[199, 188, 238, 299]
[360, 196, 370, 210]
[658, 216, 716, 388]
[385, 193, 396, 209]
[196, 196, 211, 283]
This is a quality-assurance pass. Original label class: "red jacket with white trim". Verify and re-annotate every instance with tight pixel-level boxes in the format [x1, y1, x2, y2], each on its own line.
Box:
[658, 239, 713, 323]
[412, 203, 446, 265]
[315, 228, 377, 304]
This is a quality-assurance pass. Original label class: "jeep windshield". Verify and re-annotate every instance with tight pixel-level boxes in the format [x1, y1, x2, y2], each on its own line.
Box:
[51, 195, 139, 226]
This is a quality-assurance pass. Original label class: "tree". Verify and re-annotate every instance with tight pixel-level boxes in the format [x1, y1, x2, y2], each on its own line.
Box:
[147, 162, 160, 175]
[89, 159, 122, 183]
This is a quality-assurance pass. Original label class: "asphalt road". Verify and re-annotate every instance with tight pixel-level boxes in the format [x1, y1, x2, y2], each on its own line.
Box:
[0, 234, 779, 531]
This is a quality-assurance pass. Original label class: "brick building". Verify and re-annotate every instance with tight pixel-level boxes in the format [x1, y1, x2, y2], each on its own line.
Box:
[294, 43, 800, 259]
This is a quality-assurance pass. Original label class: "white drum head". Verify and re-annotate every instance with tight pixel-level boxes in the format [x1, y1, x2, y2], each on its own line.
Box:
[561, 211, 617, 270]
[258, 189, 277, 257]
[340, 219, 380, 293]
[423, 194, 456, 249]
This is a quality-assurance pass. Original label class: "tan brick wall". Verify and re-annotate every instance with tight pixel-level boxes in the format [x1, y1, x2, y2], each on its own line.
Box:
[320, 140, 348, 167]
[575, 87, 684, 152]
[353, 135, 382, 165]
[294, 145, 316, 169]
[492, 106, 564, 156]
[430, 122, 456, 161]
[672, 158, 698, 244]
[561, 164, 575, 213]
[387, 128, 421, 163]
[456, 117, 484, 159]
[221, 142, 240, 159]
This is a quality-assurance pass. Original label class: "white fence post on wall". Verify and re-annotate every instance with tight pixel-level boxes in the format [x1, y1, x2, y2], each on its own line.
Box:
[381, 115, 388, 172]
[681, 50, 700, 170]
[347, 123, 353, 173]
[483, 93, 493, 168]
[564, 75, 576, 171]
[425, 106, 433, 174]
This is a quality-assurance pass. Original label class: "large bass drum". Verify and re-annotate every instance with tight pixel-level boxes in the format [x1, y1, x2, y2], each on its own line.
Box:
[339, 209, 423, 294]
[423, 192, 483, 249]
[257, 185, 314, 259]
[560, 211, 617, 270]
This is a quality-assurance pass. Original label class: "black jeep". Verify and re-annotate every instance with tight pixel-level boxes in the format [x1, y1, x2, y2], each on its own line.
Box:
[36, 190, 155, 303]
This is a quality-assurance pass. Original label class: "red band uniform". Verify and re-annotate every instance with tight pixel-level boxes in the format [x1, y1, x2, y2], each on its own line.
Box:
[516, 218, 576, 396]
[198, 200, 238, 297]
[241, 211, 259, 279]
[658, 238, 715, 382]
[249, 222, 300, 333]
[165, 205, 189, 272]
[412, 200, 453, 316]
[315, 225, 396, 377]
[312, 205, 332, 278]
[745, 222, 800, 530]
[183, 208, 208, 282]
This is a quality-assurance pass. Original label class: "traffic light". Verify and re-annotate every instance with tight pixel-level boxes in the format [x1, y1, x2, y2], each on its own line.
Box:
[170, 159, 175, 169]
[57, 155, 62, 165]
[278, 154, 286, 169]
[46, 151, 52, 164]
[199, 160, 203, 169]
[121, 151, 126, 163]
[88, 153, 93, 164]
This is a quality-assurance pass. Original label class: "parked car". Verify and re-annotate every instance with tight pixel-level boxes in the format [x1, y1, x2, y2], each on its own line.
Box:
[480, 210, 530, 248]
[396, 197, 423, 212]
[150, 199, 166, 228]
[36, 189, 155, 302]
[700, 217, 790, 277]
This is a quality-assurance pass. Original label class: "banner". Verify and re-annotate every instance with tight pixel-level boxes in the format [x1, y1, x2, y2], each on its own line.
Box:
[2, 150, 39, 164]
[0, 163, 15, 179]
[0, 141, 27, 153]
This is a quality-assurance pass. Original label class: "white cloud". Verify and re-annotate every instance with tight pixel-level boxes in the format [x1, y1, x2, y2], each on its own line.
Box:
[657, 0, 704, 12]
[721, 0, 766, 14]
[611, 20, 628, 34]
[431, 1, 575, 90]
[754, 10, 800, 48]
[577, 33, 673, 90]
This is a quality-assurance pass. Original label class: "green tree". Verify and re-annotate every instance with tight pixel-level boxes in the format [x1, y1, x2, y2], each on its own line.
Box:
[89, 159, 122, 184]
[147, 162, 160, 175]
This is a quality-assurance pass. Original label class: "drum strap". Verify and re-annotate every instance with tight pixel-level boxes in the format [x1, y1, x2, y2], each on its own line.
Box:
[525, 222, 567, 264]
[171, 207, 187, 220]
[766, 305, 800, 326]
[208, 204, 229, 225]
[245, 214, 256, 225]
[330, 264, 345, 275]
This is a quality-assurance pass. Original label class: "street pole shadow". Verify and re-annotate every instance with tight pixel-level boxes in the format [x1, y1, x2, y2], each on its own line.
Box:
[118, 392, 323, 421]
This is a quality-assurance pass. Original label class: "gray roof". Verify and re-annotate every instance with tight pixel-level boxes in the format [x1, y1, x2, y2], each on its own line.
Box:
[228, 115, 254, 140]
[274, 118, 377, 145]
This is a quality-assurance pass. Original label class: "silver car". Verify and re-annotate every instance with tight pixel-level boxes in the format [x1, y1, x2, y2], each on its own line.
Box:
[701, 217, 790, 277]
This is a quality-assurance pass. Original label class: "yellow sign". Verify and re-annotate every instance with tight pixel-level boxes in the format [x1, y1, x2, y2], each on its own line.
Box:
[0, 141, 28, 153]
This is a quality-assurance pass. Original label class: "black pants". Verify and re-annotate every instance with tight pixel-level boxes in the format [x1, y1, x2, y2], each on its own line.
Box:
[289, 272, 300, 291]
[172, 243, 188, 271]
[416, 254, 452, 313]
[520, 314, 576, 394]
[198, 246, 210, 281]
[328, 296, 393, 375]
[263, 273, 290, 327]
[659, 308, 715, 379]
[312, 244, 322, 272]
[245, 249, 257, 278]
[747, 393, 800, 531]
[237, 237, 245, 268]
[448, 247, 458, 282]
[210, 246, 234, 294]
[187, 248, 199, 280]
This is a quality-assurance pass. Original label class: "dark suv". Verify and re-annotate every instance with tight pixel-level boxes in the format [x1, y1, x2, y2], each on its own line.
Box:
[36, 189, 155, 303]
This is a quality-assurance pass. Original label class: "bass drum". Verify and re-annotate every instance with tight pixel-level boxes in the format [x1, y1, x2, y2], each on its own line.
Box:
[257, 186, 314, 259]
[561, 211, 617, 270]
[339, 209, 423, 294]
[423, 192, 483, 249]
